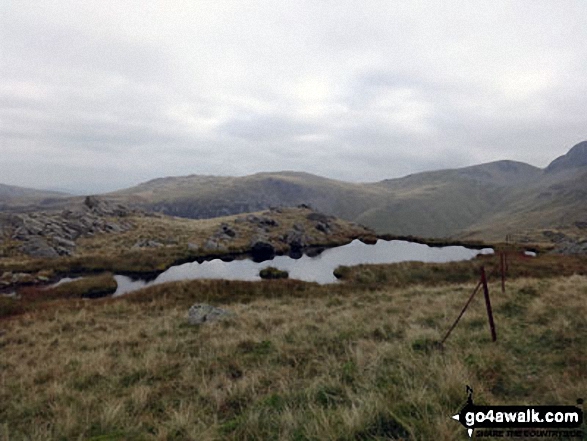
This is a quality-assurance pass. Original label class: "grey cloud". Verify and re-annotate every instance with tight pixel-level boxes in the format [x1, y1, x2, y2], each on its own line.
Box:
[218, 115, 320, 142]
[1, 1, 587, 193]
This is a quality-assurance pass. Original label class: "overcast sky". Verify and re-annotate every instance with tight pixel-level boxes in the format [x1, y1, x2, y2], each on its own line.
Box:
[1, 1, 586, 193]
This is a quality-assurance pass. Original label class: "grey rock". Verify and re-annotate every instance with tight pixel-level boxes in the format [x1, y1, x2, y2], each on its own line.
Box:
[20, 238, 58, 258]
[54, 247, 73, 256]
[284, 230, 311, 252]
[552, 239, 587, 255]
[52, 236, 76, 249]
[132, 239, 163, 249]
[315, 222, 331, 234]
[260, 217, 278, 227]
[293, 223, 304, 232]
[188, 242, 199, 251]
[542, 231, 567, 243]
[203, 239, 220, 251]
[188, 303, 233, 325]
[4, 196, 137, 258]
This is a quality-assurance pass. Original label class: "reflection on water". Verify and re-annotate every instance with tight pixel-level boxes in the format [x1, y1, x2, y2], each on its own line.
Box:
[114, 239, 493, 296]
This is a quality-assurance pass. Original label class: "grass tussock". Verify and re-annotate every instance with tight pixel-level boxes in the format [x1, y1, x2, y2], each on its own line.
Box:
[335, 253, 587, 288]
[1, 253, 586, 440]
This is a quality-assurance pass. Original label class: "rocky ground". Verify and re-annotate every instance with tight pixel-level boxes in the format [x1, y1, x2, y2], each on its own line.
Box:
[0, 196, 135, 258]
[0, 198, 375, 293]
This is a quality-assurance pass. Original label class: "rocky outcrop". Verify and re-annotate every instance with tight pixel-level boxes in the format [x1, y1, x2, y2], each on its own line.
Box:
[0, 197, 135, 258]
[551, 239, 587, 255]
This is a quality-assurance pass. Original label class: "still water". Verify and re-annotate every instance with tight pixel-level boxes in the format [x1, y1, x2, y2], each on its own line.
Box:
[113, 239, 493, 296]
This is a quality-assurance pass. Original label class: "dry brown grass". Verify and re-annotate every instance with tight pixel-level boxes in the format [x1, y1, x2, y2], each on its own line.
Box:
[1, 255, 586, 440]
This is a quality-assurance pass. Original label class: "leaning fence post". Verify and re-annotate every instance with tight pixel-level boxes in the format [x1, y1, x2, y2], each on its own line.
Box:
[440, 280, 483, 346]
[480, 266, 497, 342]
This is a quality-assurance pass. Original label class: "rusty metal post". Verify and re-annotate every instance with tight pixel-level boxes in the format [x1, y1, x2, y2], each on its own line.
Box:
[480, 266, 497, 342]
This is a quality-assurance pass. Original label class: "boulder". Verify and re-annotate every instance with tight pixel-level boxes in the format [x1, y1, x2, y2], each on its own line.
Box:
[213, 223, 237, 240]
[188, 304, 233, 325]
[203, 239, 220, 251]
[250, 240, 275, 261]
[283, 230, 310, 252]
[20, 238, 58, 258]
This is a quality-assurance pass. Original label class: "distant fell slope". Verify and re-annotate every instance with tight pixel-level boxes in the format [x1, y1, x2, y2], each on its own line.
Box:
[0, 184, 69, 211]
[105, 142, 587, 239]
[376, 160, 542, 190]
[545, 141, 587, 174]
[110, 171, 389, 221]
[3, 141, 585, 241]
[0, 183, 67, 199]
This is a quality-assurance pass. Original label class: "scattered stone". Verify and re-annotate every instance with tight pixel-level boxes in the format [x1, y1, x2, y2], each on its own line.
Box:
[203, 239, 220, 251]
[188, 304, 233, 325]
[293, 223, 304, 232]
[283, 230, 310, 252]
[315, 222, 331, 234]
[542, 231, 567, 243]
[259, 217, 278, 227]
[213, 223, 237, 240]
[132, 239, 163, 249]
[221, 223, 236, 237]
[552, 239, 587, 255]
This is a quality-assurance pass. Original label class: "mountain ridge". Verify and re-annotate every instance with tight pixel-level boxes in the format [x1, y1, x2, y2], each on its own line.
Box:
[1, 141, 586, 240]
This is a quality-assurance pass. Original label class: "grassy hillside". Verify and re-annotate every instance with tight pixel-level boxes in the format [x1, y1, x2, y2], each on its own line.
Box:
[103, 152, 586, 241]
[461, 168, 587, 241]
[1, 253, 586, 440]
[110, 172, 389, 221]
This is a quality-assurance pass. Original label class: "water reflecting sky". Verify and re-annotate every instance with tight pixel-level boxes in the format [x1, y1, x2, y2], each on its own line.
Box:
[114, 239, 493, 296]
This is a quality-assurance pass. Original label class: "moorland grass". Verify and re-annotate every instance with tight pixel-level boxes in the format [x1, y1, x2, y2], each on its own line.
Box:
[0, 254, 586, 440]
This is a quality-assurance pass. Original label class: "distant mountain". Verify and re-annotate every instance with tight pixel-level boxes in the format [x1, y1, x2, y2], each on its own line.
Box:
[0, 184, 69, 207]
[2, 142, 586, 240]
[545, 141, 587, 174]
[110, 171, 388, 220]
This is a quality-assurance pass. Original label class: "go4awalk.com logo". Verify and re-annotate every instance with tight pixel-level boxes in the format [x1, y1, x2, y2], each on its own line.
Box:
[451, 386, 584, 438]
